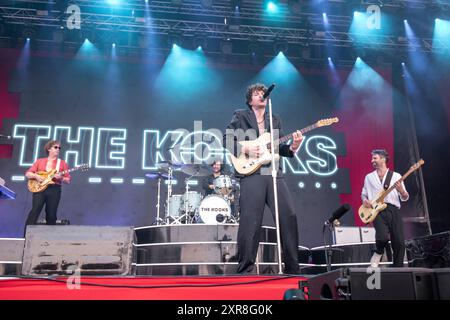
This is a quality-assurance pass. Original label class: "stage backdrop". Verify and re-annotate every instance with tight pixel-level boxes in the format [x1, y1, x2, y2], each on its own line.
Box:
[1, 47, 399, 247]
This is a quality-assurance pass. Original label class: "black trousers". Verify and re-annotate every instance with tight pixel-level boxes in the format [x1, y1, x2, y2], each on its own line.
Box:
[372, 203, 406, 267]
[24, 184, 61, 236]
[237, 174, 299, 274]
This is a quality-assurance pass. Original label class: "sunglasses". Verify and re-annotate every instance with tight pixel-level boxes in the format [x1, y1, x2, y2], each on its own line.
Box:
[53, 146, 61, 150]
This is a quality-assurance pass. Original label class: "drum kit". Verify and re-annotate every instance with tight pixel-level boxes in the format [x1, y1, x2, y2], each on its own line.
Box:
[145, 161, 240, 225]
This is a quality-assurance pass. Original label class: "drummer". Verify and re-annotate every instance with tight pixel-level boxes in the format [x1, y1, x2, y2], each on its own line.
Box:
[201, 160, 224, 196]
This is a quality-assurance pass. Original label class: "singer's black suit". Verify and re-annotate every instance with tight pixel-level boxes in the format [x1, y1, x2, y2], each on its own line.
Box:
[224, 108, 300, 274]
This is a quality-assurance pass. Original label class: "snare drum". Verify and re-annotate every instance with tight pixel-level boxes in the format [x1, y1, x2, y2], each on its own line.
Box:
[182, 191, 202, 213]
[167, 194, 183, 217]
[213, 175, 233, 196]
[198, 195, 231, 224]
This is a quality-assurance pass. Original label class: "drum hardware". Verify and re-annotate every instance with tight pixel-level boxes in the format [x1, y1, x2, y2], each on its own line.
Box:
[153, 160, 183, 225]
[172, 175, 198, 224]
[145, 172, 169, 226]
[180, 163, 214, 177]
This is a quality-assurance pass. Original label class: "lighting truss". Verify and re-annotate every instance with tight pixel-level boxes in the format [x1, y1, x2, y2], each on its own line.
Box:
[1, 0, 449, 54]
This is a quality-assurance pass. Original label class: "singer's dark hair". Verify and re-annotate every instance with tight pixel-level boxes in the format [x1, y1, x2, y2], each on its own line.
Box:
[245, 83, 267, 109]
[371, 149, 389, 164]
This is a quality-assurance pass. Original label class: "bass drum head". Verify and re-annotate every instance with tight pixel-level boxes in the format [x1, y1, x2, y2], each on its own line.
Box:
[198, 195, 231, 224]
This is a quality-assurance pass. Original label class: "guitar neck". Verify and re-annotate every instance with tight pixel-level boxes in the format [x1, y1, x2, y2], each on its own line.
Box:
[58, 166, 82, 175]
[377, 169, 414, 202]
[268, 123, 320, 147]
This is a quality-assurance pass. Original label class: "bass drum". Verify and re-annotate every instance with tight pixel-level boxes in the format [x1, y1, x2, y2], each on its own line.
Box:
[198, 195, 231, 224]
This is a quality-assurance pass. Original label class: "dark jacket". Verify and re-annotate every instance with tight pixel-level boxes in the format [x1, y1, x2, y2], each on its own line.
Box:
[223, 108, 294, 177]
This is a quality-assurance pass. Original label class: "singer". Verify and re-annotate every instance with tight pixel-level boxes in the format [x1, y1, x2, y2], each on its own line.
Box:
[223, 83, 303, 274]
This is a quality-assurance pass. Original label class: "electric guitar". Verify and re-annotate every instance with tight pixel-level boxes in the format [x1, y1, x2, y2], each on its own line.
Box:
[27, 164, 90, 193]
[230, 117, 339, 175]
[358, 159, 425, 224]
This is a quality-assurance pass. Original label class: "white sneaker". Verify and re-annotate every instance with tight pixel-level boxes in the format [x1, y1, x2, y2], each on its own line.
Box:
[370, 252, 383, 268]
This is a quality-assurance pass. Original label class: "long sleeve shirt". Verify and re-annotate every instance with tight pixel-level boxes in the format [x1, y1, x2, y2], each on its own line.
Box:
[361, 169, 408, 209]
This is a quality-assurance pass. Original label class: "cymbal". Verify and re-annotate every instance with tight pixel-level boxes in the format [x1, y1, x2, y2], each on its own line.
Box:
[145, 173, 169, 180]
[155, 160, 184, 171]
[180, 164, 214, 177]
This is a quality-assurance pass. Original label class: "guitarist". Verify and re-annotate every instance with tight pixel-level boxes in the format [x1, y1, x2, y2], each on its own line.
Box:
[361, 149, 409, 268]
[224, 83, 303, 274]
[24, 140, 71, 235]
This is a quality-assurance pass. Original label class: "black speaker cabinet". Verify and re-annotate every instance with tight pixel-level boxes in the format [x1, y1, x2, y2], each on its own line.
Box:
[307, 267, 438, 300]
[22, 225, 136, 276]
[347, 268, 437, 300]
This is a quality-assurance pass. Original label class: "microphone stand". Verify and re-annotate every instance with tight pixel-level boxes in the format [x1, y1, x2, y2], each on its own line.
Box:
[267, 97, 283, 275]
[323, 221, 334, 272]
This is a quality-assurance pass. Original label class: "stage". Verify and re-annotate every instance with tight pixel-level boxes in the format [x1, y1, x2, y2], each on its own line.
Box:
[0, 275, 306, 300]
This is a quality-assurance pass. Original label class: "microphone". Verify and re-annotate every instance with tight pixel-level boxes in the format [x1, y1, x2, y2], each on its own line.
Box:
[325, 204, 351, 225]
[0, 134, 12, 139]
[261, 83, 276, 101]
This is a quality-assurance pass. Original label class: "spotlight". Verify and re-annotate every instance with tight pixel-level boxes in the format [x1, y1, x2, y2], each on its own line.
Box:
[274, 39, 288, 54]
[22, 26, 36, 39]
[231, 0, 242, 11]
[81, 28, 96, 43]
[167, 31, 183, 47]
[193, 35, 208, 50]
[354, 47, 366, 59]
[267, 1, 278, 13]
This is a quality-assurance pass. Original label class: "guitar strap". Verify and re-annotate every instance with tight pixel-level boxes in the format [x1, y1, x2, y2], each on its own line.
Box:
[56, 158, 61, 173]
[383, 170, 394, 191]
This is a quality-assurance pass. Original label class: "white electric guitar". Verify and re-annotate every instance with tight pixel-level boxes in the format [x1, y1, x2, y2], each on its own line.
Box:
[230, 117, 339, 175]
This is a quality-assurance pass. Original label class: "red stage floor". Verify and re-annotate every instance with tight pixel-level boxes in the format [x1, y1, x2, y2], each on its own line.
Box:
[0, 275, 306, 300]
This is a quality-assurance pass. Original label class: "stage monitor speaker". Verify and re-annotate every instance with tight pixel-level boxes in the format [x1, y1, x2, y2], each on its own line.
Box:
[22, 225, 135, 276]
[306, 269, 348, 300]
[406, 231, 450, 268]
[306, 268, 437, 300]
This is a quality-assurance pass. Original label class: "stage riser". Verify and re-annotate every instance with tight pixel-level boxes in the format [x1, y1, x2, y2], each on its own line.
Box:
[135, 264, 279, 276]
[136, 243, 276, 264]
[134, 224, 276, 244]
[0, 238, 24, 261]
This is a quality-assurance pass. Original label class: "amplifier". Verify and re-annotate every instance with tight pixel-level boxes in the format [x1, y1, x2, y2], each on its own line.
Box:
[333, 227, 361, 244]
